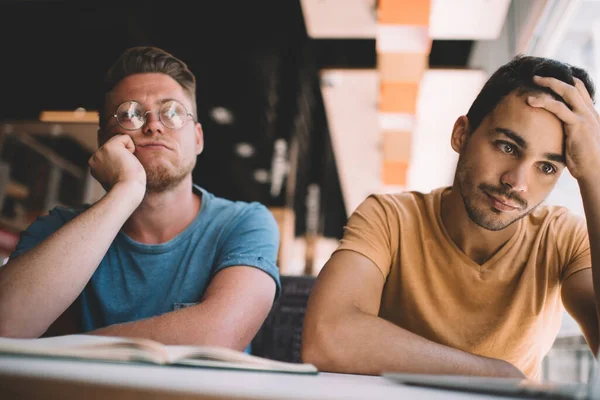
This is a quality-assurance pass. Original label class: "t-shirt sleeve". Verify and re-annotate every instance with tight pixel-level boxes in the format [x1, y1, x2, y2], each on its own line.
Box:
[555, 210, 591, 282]
[334, 194, 398, 279]
[9, 206, 80, 260]
[214, 202, 281, 299]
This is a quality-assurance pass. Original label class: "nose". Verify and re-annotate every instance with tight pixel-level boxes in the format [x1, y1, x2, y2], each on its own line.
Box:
[141, 110, 163, 136]
[500, 162, 528, 193]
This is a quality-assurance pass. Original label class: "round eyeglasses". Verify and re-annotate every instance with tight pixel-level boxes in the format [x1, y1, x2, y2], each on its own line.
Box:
[110, 100, 196, 130]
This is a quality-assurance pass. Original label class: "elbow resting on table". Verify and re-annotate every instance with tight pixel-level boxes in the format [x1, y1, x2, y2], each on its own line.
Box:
[302, 318, 351, 373]
[0, 311, 42, 339]
[0, 295, 45, 338]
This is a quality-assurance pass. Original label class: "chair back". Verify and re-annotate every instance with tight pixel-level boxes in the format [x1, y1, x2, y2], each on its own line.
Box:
[251, 275, 316, 363]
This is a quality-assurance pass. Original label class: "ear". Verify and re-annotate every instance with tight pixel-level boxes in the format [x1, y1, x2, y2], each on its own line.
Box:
[195, 122, 204, 155]
[450, 116, 470, 154]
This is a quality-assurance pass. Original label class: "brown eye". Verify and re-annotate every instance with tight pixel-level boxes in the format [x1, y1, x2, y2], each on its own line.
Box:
[499, 143, 515, 154]
[540, 163, 557, 175]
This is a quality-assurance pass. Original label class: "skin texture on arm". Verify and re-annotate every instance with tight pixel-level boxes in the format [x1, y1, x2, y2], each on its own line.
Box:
[88, 266, 276, 351]
[528, 76, 600, 354]
[561, 269, 599, 355]
[302, 250, 524, 377]
[579, 177, 600, 355]
[0, 135, 146, 338]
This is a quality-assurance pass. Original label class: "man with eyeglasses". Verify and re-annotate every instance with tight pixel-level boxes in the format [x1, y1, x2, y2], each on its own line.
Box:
[0, 46, 281, 352]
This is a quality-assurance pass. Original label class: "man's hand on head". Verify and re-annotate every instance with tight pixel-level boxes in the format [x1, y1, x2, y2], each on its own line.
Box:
[527, 76, 600, 184]
[89, 134, 147, 200]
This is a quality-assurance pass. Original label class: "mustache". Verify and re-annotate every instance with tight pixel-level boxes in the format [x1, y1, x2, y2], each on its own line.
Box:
[479, 183, 527, 209]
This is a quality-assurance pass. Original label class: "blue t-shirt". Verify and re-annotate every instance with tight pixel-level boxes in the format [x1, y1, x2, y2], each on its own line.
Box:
[11, 185, 281, 335]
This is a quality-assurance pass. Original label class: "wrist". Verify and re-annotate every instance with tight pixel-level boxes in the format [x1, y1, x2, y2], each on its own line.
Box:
[110, 180, 146, 206]
[577, 168, 600, 188]
[475, 354, 524, 378]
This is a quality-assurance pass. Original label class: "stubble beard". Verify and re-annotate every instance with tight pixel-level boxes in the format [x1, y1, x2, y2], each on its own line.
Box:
[143, 157, 196, 194]
[455, 155, 537, 232]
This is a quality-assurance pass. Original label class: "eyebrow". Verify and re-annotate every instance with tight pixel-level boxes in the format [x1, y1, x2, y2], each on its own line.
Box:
[544, 152, 566, 164]
[121, 98, 180, 107]
[158, 98, 179, 105]
[493, 127, 565, 164]
[493, 128, 527, 149]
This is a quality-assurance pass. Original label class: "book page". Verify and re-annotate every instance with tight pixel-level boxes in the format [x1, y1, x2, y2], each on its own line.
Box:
[173, 357, 318, 373]
[0, 335, 318, 373]
[164, 345, 318, 373]
[0, 335, 168, 364]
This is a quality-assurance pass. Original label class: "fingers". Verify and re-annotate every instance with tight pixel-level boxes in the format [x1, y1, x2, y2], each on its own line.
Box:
[573, 78, 600, 122]
[103, 134, 136, 153]
[89, 134, 136, 165]
[527, 95, 578, 125]
[533, 75, 588, 113]
[121, 135, 136, 153]
[573, 78, 594, 106]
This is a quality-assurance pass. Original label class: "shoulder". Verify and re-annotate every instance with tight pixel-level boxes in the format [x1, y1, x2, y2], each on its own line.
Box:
[201, 187, 273, 221]
[196, 186, 277, 234]
[48, 204, 90, 221]
[527, 203, 586, 232]
[10, 204, 91, 259]
[525, 203, 588, 252]
[355, 188, 438, 218]
[341, 188, 438, 242]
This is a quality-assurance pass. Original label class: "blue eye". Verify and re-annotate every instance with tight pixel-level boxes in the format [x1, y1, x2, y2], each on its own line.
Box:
[161, 107, 176, 119]
[119, 110, 138, 121]
[128, 110, 142, 119]
[117, 102, 144, 121]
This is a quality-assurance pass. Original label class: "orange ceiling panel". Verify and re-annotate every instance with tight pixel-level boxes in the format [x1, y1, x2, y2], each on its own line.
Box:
[378, 52, 429, 83]
[382, 160, 409, 186]
[379, 82, 420, 114]
[378, 0, 431, 26]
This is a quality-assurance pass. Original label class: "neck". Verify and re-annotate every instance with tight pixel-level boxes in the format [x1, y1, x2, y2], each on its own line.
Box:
[440, 185, 518, 265]
[123, 175, 201, 244]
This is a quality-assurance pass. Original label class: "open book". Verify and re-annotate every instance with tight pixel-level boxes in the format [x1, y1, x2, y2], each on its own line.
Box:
[0, 334, 318, 375]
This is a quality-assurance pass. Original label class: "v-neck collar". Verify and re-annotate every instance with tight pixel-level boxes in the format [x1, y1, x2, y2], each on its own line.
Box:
[431, 187, 525, 271]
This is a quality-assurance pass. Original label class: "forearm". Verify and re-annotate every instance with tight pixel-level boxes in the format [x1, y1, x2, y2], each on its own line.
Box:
[579, 176, 600, 341]
[302, 309, 523, 378]
[0, 182, 143, 337]
[88, 302, 250, 350]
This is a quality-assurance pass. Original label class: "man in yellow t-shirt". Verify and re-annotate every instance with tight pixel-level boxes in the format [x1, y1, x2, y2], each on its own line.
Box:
[302, 55, 600, 381]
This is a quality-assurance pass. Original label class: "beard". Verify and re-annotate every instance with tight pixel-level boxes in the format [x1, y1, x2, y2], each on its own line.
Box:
[142, 157, 196, 194]
[455, 154, 539, 231]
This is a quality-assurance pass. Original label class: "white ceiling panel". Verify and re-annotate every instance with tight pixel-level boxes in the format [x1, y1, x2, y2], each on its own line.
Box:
[320, 69, 381, 216]
[300, 0, 377, 39]
[407, 69, 487, 193]
[321, 68, 487, 215]
[301, 0, 511, 40]
[429, 0, 511, 40]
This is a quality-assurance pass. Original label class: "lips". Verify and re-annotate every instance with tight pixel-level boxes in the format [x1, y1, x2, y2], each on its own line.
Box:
[137, 142, 171, 150]
[484, 192, 519, 211]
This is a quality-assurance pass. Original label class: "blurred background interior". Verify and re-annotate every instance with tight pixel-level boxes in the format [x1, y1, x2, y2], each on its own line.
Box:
[0, 0, 597, 383]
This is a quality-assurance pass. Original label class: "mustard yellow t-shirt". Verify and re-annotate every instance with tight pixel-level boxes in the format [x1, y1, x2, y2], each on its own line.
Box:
[335, 187, 590, 380]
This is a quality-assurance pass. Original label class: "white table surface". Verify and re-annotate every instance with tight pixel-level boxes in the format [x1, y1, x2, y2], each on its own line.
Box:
[0, 355, 522, 400]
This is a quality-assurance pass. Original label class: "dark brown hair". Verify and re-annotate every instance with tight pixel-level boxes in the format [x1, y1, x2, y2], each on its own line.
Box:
[466, 54, 595, 133]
